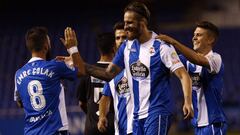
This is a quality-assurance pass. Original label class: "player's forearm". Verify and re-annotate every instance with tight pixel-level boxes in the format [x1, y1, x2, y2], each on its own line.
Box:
[99, 96, 111, 118]
[71, 52, 86, 76]
[85, 63, 117, 82]
[179, 72, 192, 104]
[175, 67, 192, 104]
[172, 41, 206, 66]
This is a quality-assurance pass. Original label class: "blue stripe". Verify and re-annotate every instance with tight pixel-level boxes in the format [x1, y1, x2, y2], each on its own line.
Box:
[129, 40, 140, 119]
[117, 97, 127, 135]
[148, 40, 172, 116]
[192, 90, 198, 126]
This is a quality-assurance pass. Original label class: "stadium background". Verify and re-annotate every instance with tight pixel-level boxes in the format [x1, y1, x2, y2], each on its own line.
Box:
[0, 0, 239, 134]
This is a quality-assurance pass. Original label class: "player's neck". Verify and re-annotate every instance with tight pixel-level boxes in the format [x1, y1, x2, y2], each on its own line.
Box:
[32, 52, 46, 60]
[139, 29, 152, 44]
[196, 46, 212, 56]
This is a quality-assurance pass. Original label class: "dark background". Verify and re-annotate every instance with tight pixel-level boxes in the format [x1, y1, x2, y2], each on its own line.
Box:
[0, 0, 239, 134]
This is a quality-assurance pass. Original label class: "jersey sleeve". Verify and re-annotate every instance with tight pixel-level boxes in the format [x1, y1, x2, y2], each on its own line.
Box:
[205, 53, 222, 74]
[14, 72, 21, 101]
[179, 54, 187, 68]
[112, 42, 126, 69]
[54, 60, 78, 80]
[160, 44, 184, 72]
[102, 83, 112, 97]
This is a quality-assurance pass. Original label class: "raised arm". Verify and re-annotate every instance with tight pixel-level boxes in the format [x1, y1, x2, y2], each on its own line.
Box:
[173, 67, 193, 119]
[60, 27, 86, 77]
[157, 34, 210, 68]
[85, 63, 121, 82]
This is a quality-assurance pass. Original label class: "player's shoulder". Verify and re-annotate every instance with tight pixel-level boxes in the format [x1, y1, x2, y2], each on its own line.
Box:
[212, 52, 221, 57]
[207, 51, 222, 61]
[15, 68, 22, 77]
[120, 40, 130, 49]
[155, 39, 172, 48]
[15, 62, 29, 75]
[48, 59, 66, 66]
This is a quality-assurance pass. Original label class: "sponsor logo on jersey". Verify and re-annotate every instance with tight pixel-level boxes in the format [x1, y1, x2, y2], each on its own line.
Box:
[28, 110, 53, 123]
[116, 77, 130, 97]
[130, 60, 149, 81]
[190, 73, 202, 88]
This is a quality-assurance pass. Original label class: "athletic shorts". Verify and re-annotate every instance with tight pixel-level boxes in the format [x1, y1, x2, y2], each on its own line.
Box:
[194, 122, 227, 135]
[133, 114, 172, 135]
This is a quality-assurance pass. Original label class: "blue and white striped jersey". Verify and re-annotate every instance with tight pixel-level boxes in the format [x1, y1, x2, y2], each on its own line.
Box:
[14, 57, 78, 135]
[112, 32, 184, 120]
[180, 51, 227, 127]
[102, 70, 133, 135]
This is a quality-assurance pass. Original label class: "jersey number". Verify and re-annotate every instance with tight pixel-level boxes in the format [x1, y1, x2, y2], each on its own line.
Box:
[94, 87, 103, 103]
[28, 80, 46, 111]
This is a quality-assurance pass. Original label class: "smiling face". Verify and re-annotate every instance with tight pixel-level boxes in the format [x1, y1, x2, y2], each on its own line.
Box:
[115, 29, 127, 49]
[124, 11, 142, 40]
[192, 27, 214, 52]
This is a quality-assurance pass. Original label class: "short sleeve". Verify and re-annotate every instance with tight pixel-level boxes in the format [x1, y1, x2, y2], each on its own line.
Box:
[112, 42, 126, 69]
[160, 44, 184, 72]
[14, 72, 21, 101]
[206, 53, 222, 74]
[102, 83, 112, 97]
[54, 60, 78, 80]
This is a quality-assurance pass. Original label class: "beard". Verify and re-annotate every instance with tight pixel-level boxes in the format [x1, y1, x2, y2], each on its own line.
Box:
[125, 25, 141, 40]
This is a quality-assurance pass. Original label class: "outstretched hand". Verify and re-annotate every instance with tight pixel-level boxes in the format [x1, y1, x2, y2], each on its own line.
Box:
[98, 117, 108, 133]
[60, 27, 78, 49]
[156, 34, 178, 45]
[55, 56, 73, 66]
[183, 102, 194, 120]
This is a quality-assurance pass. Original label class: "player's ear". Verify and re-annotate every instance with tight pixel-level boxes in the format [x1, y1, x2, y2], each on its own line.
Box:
[207, 36, 215, 46]
[140, 18, 147, 29]
[43, 41, 49, 53]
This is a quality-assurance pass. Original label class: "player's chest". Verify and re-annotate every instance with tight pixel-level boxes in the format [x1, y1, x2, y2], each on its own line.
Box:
[187, 61, 203, 88]
[125, 45, 163, 80]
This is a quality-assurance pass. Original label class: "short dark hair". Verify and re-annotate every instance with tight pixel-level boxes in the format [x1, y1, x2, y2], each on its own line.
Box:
[196, 21, 219, 38]
[96, 32, 115, 55]
[113, 22, 124, 32]
[25, 26, 48, 52]
[124, 1, 150, 22]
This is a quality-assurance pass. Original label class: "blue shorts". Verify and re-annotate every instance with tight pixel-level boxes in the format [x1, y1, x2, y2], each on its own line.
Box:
[194, 122, 227, 135]
[133, 114, 172, 135]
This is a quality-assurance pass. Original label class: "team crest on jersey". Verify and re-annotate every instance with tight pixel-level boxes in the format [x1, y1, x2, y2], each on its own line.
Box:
[171, 52, 180, 64]
[149, 47, 155, 56]
[130, 60, 149, 81]
[116, 77, 130, 97]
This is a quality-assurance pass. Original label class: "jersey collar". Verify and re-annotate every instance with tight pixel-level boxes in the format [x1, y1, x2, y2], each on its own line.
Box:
[205, 50, 213, 57]
[28, 57, 45, 63]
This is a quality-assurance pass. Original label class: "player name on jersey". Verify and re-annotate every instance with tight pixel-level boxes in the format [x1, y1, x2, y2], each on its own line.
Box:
[16, 67, 55, 85]
[29, 110, 53, 123]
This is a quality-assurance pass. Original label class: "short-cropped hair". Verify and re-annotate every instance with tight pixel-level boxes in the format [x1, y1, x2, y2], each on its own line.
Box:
[25, 26, 48, 52]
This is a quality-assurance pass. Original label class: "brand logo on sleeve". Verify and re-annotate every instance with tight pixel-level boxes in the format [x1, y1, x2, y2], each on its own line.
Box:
[171, 52, 180, 64]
